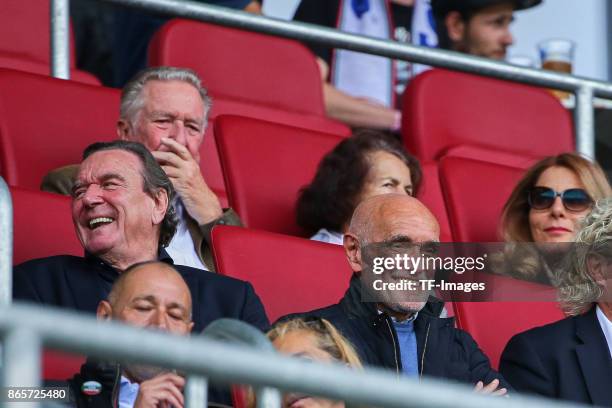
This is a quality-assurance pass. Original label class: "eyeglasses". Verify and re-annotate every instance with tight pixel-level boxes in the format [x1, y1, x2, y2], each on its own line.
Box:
[527, 187, 592, 212]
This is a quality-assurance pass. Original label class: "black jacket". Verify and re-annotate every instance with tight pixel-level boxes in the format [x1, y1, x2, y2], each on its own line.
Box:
[13, 251, 270, 333]
[500, 307, 612, 406]
[67, 359, 232, 408]
[284, 274, 510, 388]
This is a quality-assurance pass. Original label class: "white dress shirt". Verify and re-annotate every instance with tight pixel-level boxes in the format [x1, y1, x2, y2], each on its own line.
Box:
[165, 201, 208, 271]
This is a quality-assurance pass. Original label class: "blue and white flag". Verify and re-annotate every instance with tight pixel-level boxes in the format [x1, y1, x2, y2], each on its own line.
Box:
[411, 0, 438, 76]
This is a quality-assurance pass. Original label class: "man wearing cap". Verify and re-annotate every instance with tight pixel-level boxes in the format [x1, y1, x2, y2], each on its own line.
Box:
[431, 0, 541, 60]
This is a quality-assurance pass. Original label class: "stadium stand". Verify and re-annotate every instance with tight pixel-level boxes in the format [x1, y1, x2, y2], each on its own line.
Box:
[214, 115, 347, 236]
[402, 69, 574, 161]
[438, 155, 528, 242]
[149, 19, 326, 116]
[211, 225, 352, 322]
[0, 0, 99, 85]
[0, 69, 118, 190]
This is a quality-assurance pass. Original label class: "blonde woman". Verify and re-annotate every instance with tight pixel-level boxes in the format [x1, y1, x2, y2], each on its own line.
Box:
[496, 153, 611, 285]
[267, 317, 362, 408]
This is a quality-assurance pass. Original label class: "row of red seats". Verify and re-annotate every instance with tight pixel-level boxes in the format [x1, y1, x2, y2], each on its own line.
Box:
[0, 66, 572, 242]
[1, 2, 574, 164]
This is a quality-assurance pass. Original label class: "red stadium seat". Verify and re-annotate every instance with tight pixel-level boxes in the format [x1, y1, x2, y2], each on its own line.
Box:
[402, 69, 574, 161]
[43, 350, 85, 381]
[11, 187, 82, 265]
[211, 226, 352, 322]
[202, 99, 351, 207]
[439, 155, 527, 242]
[453, 275, 564, 369]
[149, 19, 326, 116]
[214, 115, 346, 236]
[0, 1, 99, 85]
[0, 69, 119, 190]
[417, 162, 452, 242]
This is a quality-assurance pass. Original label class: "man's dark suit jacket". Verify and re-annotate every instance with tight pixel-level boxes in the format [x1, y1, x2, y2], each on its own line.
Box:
[500, 307, 612, 407]
[13, 251, 270, 333]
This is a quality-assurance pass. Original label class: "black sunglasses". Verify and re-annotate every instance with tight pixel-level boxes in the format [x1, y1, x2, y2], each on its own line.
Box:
[527, 187, 592, 212]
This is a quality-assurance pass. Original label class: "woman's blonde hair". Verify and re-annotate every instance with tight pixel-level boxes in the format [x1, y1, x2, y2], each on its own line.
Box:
[500, 153, 611, 242]
[268, 317, 362, 368]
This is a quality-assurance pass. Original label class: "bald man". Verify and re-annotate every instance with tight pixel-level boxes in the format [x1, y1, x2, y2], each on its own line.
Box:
[69, 262, 225, 408]
[283, 195, 510, 392]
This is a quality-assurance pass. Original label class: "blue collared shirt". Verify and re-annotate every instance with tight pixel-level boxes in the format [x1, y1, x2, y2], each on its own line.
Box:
[119, 376, 140, 408]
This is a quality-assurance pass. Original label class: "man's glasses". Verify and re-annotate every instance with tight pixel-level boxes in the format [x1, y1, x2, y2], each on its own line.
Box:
[527, 187, 592, 212]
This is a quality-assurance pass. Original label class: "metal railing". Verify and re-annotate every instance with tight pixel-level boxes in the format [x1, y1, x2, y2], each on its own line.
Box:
[0, 303, 588, 408]
[50, 0, 612, 158]
[0, 177, 12, 307]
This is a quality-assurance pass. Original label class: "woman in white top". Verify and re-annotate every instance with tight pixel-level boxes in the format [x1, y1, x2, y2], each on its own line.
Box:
[296, 129, 422, 245]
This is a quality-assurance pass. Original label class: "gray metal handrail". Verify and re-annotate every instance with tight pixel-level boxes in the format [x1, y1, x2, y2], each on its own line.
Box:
[50, 0, 70, 80]
[51, 0, 612, 158]
[0, 303, 589, 408]
[0, 177, 12, 307]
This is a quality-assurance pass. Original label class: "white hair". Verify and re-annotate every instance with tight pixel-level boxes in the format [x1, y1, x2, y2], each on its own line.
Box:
[120, 66, 212, 129]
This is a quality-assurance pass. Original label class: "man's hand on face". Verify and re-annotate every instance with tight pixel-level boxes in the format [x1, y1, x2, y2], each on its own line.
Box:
[473, 379, 508, 397]
[152, 137, 223, 225]
[133, 372, 186, 408]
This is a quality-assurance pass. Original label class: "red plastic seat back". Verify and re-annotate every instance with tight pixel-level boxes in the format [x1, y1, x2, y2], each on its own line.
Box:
[0, 1, 99, 84]
[212, 226, 352, 322]
[201, 99, 350, 208]
[149, 19, 325, 116]
[43, 350, 85, 381]
[11, 187, 82, 265]
[402, 69, 574, 161]
[454, 274, 564, 368]
[214, 115, 346, 235]
[0, 69, 118, 189]
[417, 161, 452, 242]
[439, 155, 527, 242]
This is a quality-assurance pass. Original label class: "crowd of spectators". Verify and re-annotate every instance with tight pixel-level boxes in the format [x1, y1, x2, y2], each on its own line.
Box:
[4, 0, 612, 407]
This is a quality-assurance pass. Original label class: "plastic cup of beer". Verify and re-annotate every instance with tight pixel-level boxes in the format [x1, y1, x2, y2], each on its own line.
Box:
[538, 39, 574, 100]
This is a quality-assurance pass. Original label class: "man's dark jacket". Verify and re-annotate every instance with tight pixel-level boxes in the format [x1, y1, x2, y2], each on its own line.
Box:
[13, 251, 270, 333]
[500, 307, 612, 406]
[284, 274, 510, 388]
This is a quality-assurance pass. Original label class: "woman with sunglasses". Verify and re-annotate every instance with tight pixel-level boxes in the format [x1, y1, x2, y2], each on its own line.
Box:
[497, 152, 611, 284]
[257, 317, 362, 408]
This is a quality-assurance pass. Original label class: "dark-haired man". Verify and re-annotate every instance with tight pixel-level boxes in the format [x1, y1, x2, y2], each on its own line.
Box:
[431, 0, 541, 60]
[15, 141, 269, 335]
